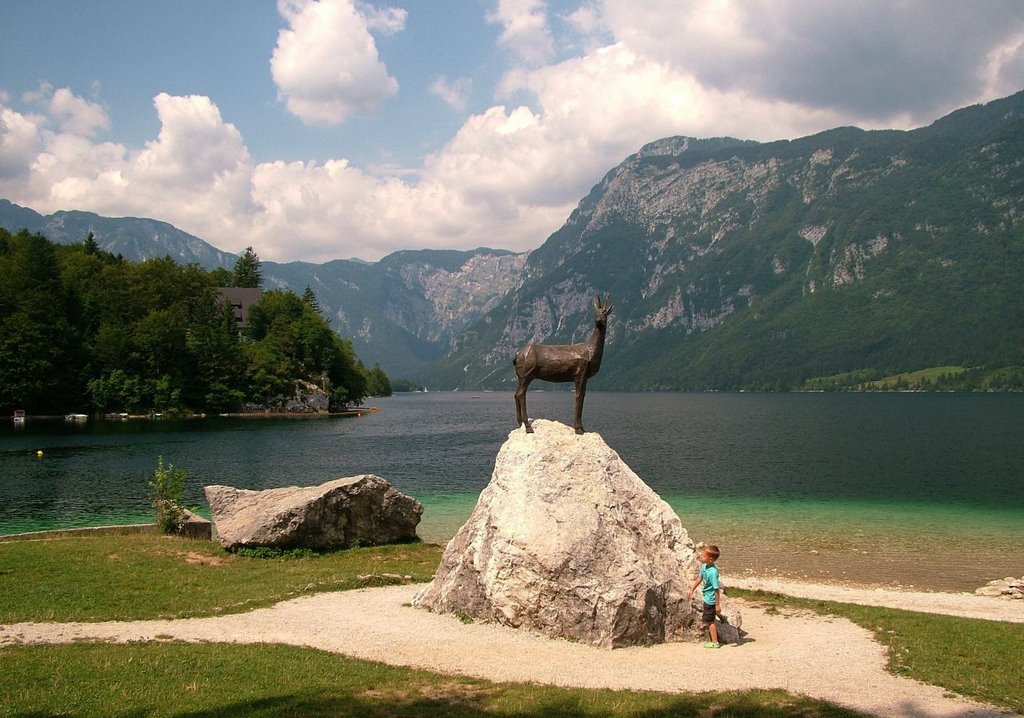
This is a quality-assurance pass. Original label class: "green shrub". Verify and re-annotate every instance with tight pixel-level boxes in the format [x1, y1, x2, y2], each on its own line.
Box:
[234, 546, 318, 560]
[149, 456, 188, 535]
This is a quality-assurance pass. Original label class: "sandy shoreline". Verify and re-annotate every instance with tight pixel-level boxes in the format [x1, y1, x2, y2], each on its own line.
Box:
[3, 579, 1021, 718]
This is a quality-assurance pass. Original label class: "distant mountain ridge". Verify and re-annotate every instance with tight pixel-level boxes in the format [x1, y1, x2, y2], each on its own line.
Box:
[260, 248, 526, 379]
[0, 201, 236, 271]
[5, 89, 1024, 388]
[0, 200, 526, 379]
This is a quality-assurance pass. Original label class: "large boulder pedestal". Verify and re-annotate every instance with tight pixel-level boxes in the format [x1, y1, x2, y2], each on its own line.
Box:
[204, 475, 422, 551]
[413, 420, 717, 648]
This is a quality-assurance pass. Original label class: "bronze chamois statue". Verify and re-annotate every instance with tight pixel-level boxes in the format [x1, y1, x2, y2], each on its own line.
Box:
[513, 295, 613, 435]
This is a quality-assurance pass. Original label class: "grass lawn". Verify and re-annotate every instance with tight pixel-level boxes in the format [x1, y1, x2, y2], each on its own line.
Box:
[2, 641, 863, 718]
[2, 532, 1021, 715]
[863, 365, 966, 389]
[0, 532, 443, 622]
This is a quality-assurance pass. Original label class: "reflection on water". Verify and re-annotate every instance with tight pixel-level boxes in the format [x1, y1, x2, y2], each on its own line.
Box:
[2, 392, 1022, 590]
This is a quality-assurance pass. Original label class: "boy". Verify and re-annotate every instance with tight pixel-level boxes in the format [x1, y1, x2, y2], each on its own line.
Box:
[689, 544, 723, 648]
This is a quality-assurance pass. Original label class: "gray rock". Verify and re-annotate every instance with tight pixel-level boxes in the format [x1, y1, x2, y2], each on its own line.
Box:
[975, 576, 1024, 599]
[412, 419, 705, 648]
[204, 475, 422, 551]
[711, 601, 744, 644]
[240, 379, 329, 414]
[715, 619, 741, 644]
[181, 508, 212, 541]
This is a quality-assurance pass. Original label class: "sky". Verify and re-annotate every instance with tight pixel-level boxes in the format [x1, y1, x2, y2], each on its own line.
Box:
[2, 1, 1024, 263]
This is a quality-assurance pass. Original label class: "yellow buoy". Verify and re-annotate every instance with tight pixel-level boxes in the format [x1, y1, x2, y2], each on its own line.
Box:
[36, 450, 43, 458]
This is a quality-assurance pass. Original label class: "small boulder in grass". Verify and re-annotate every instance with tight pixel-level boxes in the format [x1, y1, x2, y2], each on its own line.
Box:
[974, 576, 1024, 599]
[204, 475, 422, 552]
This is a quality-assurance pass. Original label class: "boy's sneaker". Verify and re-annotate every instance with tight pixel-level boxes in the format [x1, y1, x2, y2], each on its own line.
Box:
[703, 641, 721, 649]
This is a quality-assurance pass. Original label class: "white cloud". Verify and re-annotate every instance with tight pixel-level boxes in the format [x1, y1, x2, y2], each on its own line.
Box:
[134, 94, 251, 187]
[47, 87, 110, 137]
[1, 91, 255, 249]
[429, 75, 472, 112]
[596, 0, 1024, 124]
[122, 94, 256, 235]
[0, 88, 564, 262]
[981, 31, 1024, 100]
[22, 83, 111, 138]
[563, 4, 601, 37]
[504, 43, 857, 145]
[271, 0, 402, 125]
[0, 104, 43, 179]
[488, 0, 555, 66]
[248, 160, 541, 261]
[358, 1, 406, 35]
[4, 3, 1024, 265]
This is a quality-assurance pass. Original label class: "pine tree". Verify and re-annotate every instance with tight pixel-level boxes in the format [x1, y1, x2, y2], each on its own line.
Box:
[302, 285, 322, 315]
[299, 284, 323, 319]
[232, 246, 263, 288]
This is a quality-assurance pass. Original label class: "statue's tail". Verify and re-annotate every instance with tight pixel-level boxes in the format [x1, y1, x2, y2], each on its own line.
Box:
[512, 345, 531, 373]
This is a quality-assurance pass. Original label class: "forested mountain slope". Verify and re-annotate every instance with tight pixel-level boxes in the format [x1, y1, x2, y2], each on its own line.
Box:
[420, 91, 1024, 390]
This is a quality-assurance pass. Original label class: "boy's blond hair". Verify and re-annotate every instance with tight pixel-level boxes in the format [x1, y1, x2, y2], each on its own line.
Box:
[701, 544, 720, 561]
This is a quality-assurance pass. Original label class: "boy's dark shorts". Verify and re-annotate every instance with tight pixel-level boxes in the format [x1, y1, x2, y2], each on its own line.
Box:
[701, 601, 717, 625]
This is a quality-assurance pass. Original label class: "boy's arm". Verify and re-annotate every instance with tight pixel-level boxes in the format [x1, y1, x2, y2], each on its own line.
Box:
[714, 588, 722, 615]
[689, 575, 702, 596]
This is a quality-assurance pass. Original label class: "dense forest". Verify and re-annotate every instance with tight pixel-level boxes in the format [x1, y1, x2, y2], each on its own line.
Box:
[0, 228, 391, 414]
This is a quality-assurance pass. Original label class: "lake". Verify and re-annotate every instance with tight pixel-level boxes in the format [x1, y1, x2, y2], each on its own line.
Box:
[2, 392, 1022, 592]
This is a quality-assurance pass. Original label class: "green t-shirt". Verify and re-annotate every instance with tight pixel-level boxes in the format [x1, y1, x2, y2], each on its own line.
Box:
[700, 563, 720, 605]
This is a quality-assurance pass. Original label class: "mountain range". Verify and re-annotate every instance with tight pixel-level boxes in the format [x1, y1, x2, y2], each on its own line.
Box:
[4, 90, 1024, 388]
[0, 200, 523, 379]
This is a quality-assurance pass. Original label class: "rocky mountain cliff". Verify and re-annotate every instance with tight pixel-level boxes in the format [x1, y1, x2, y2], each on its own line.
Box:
[421, 91, 1024, 389]
[262, 249, 526, 378]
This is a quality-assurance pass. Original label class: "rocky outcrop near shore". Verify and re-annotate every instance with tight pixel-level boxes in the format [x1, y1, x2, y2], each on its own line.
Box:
[239, 379, 329, 414]
[204, 475, 422, 551]
[413, 420, 715, 648]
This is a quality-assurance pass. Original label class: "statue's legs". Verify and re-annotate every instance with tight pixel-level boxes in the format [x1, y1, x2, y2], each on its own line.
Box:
[514, 379, 533, 432]
[573, 378, 587, 434]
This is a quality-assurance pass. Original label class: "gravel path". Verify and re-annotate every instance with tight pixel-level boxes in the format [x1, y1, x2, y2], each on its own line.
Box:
[2, 583, 1021, 718]
[728, 577, 1024, 623]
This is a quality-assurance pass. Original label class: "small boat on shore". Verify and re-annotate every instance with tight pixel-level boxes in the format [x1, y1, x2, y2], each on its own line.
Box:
[12, 410, 26, 424]
[64, 413, 88, 422]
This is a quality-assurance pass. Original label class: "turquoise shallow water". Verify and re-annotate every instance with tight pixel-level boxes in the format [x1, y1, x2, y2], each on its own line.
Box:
[411, 491, 1023, 591]
[2, 392, 1022, 591]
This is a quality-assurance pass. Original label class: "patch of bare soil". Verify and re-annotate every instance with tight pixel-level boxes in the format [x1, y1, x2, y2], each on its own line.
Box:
[182, 552, 227, 566]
